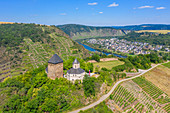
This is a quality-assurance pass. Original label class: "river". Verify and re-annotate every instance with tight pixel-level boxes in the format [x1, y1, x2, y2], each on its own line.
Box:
[79, 43, 127, 58]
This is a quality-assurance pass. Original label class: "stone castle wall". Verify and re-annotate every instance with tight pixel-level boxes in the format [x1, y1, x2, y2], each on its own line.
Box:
[48, 63, 63, 80]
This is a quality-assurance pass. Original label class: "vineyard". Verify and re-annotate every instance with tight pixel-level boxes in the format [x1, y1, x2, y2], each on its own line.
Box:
[133, 77, 170, 105]
[0, 24, 89, 82]
[109, 78, 169, 113]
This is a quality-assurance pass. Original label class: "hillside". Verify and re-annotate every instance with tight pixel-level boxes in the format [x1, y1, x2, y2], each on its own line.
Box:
[57, 24, 129, 40]
[143, 64, 170, 96]
[113, 24, 170, 31]
[0, 23, 90, 82]
[108, 64, 170, 113]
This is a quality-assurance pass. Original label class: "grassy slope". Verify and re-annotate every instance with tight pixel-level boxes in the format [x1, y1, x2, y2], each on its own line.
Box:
[79, 102, 113, 113]
[93, 60, 124, 71]
[162, 62, 170, 68]
[0, 24, 90, 81]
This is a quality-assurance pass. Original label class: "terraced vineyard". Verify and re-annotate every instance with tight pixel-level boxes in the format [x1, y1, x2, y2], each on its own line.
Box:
[0, 24, 89, 82]
[133, 77, 170, 105]
[109, 78, 169, 113]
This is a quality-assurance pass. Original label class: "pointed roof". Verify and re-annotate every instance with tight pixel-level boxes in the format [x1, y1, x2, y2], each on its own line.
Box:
[73, 58, 80, 64]
[48, 54, 63, 64]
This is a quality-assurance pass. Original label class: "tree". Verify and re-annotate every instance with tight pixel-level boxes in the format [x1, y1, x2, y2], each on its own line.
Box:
[40, 98, 58, 112]
[121, 73, 126, 78]
[95, 66, 100, 74]
[83, 75, 96, 97]
[92, 54, 100, 62]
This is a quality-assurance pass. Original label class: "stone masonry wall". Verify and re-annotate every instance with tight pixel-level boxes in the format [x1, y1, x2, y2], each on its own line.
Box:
[48, 63, 63, 80]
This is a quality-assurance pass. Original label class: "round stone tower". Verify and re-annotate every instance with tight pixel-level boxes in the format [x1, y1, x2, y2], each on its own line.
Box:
[47, 54, 63, 80]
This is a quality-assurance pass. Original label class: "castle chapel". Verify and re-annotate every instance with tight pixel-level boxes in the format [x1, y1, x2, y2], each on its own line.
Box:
[65, 59, 85, 82]
[46, 54, 85, 81]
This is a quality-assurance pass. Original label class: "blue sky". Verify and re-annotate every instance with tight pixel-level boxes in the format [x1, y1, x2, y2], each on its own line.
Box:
[0, 0, 170, 26]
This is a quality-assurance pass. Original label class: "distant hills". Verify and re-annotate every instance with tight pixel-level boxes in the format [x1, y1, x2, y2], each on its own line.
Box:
[112, 24, 170, 31]
[57, 24, 170, 40]
[57, 24, 129, 40]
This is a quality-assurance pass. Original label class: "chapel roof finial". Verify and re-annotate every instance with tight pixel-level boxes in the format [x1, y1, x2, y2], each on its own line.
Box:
[73, 58, 80, 64]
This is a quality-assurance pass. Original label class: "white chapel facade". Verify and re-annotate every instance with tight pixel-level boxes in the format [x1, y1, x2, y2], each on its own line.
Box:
[66, 59, 85, 82]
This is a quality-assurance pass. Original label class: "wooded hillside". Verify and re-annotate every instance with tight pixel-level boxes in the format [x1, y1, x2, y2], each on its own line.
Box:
[0, 23, 89, 82]
[57, 24, 129, 40]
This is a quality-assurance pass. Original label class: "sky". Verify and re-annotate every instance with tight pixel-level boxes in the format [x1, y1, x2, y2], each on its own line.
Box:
[0, 0, 170, 26]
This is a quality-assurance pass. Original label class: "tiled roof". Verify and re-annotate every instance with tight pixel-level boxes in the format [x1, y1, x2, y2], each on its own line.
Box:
[48, 54, 63, 64]
[67, 68, 85, 74]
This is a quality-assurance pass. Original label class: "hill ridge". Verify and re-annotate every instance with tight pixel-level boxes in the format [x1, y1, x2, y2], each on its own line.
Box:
[57, 24, 129, 40]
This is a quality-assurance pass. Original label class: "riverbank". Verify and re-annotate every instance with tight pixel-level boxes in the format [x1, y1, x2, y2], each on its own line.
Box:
[78, 42, 127, 58]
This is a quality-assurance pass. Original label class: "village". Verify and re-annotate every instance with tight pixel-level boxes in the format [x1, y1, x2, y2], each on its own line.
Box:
[87, 38, 169, 55]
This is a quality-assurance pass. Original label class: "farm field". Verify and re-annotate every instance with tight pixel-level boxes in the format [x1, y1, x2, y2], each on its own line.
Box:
[0, 22, 14, 24]
[143, 65, 170, 96]
[93, 60, 124, 71]
[136, 30, 170, 34]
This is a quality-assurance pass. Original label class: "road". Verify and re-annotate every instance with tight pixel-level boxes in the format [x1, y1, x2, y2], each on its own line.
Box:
[69, 64, 161, 113]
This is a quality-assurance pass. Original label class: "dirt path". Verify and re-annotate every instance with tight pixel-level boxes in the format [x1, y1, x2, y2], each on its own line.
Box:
[69, 64, 162, 113]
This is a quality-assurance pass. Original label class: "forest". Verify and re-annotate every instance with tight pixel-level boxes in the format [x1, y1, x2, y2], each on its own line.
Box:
[0, 23, 52, 47]
[112, 53, 163, 72]
[57, 24, 126, 40]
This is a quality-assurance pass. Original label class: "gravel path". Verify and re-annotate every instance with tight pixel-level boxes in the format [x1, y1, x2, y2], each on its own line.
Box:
[69, 64, 161, 113]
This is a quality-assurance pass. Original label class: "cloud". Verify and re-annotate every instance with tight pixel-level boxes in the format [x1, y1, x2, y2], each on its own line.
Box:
[88, 2, 98, 6]
[99, 12, 103, 14]
[76, 8, 79, 10]
[60, 13, 66, 15]
[156, 7, 166, 10]
[138, 6, 154, 9]
[108, 2, 119, 7]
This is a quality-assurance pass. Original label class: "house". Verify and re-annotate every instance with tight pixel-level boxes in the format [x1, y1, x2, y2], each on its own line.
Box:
[46, 54, 63, 80]
[65, 59, 85, 82]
